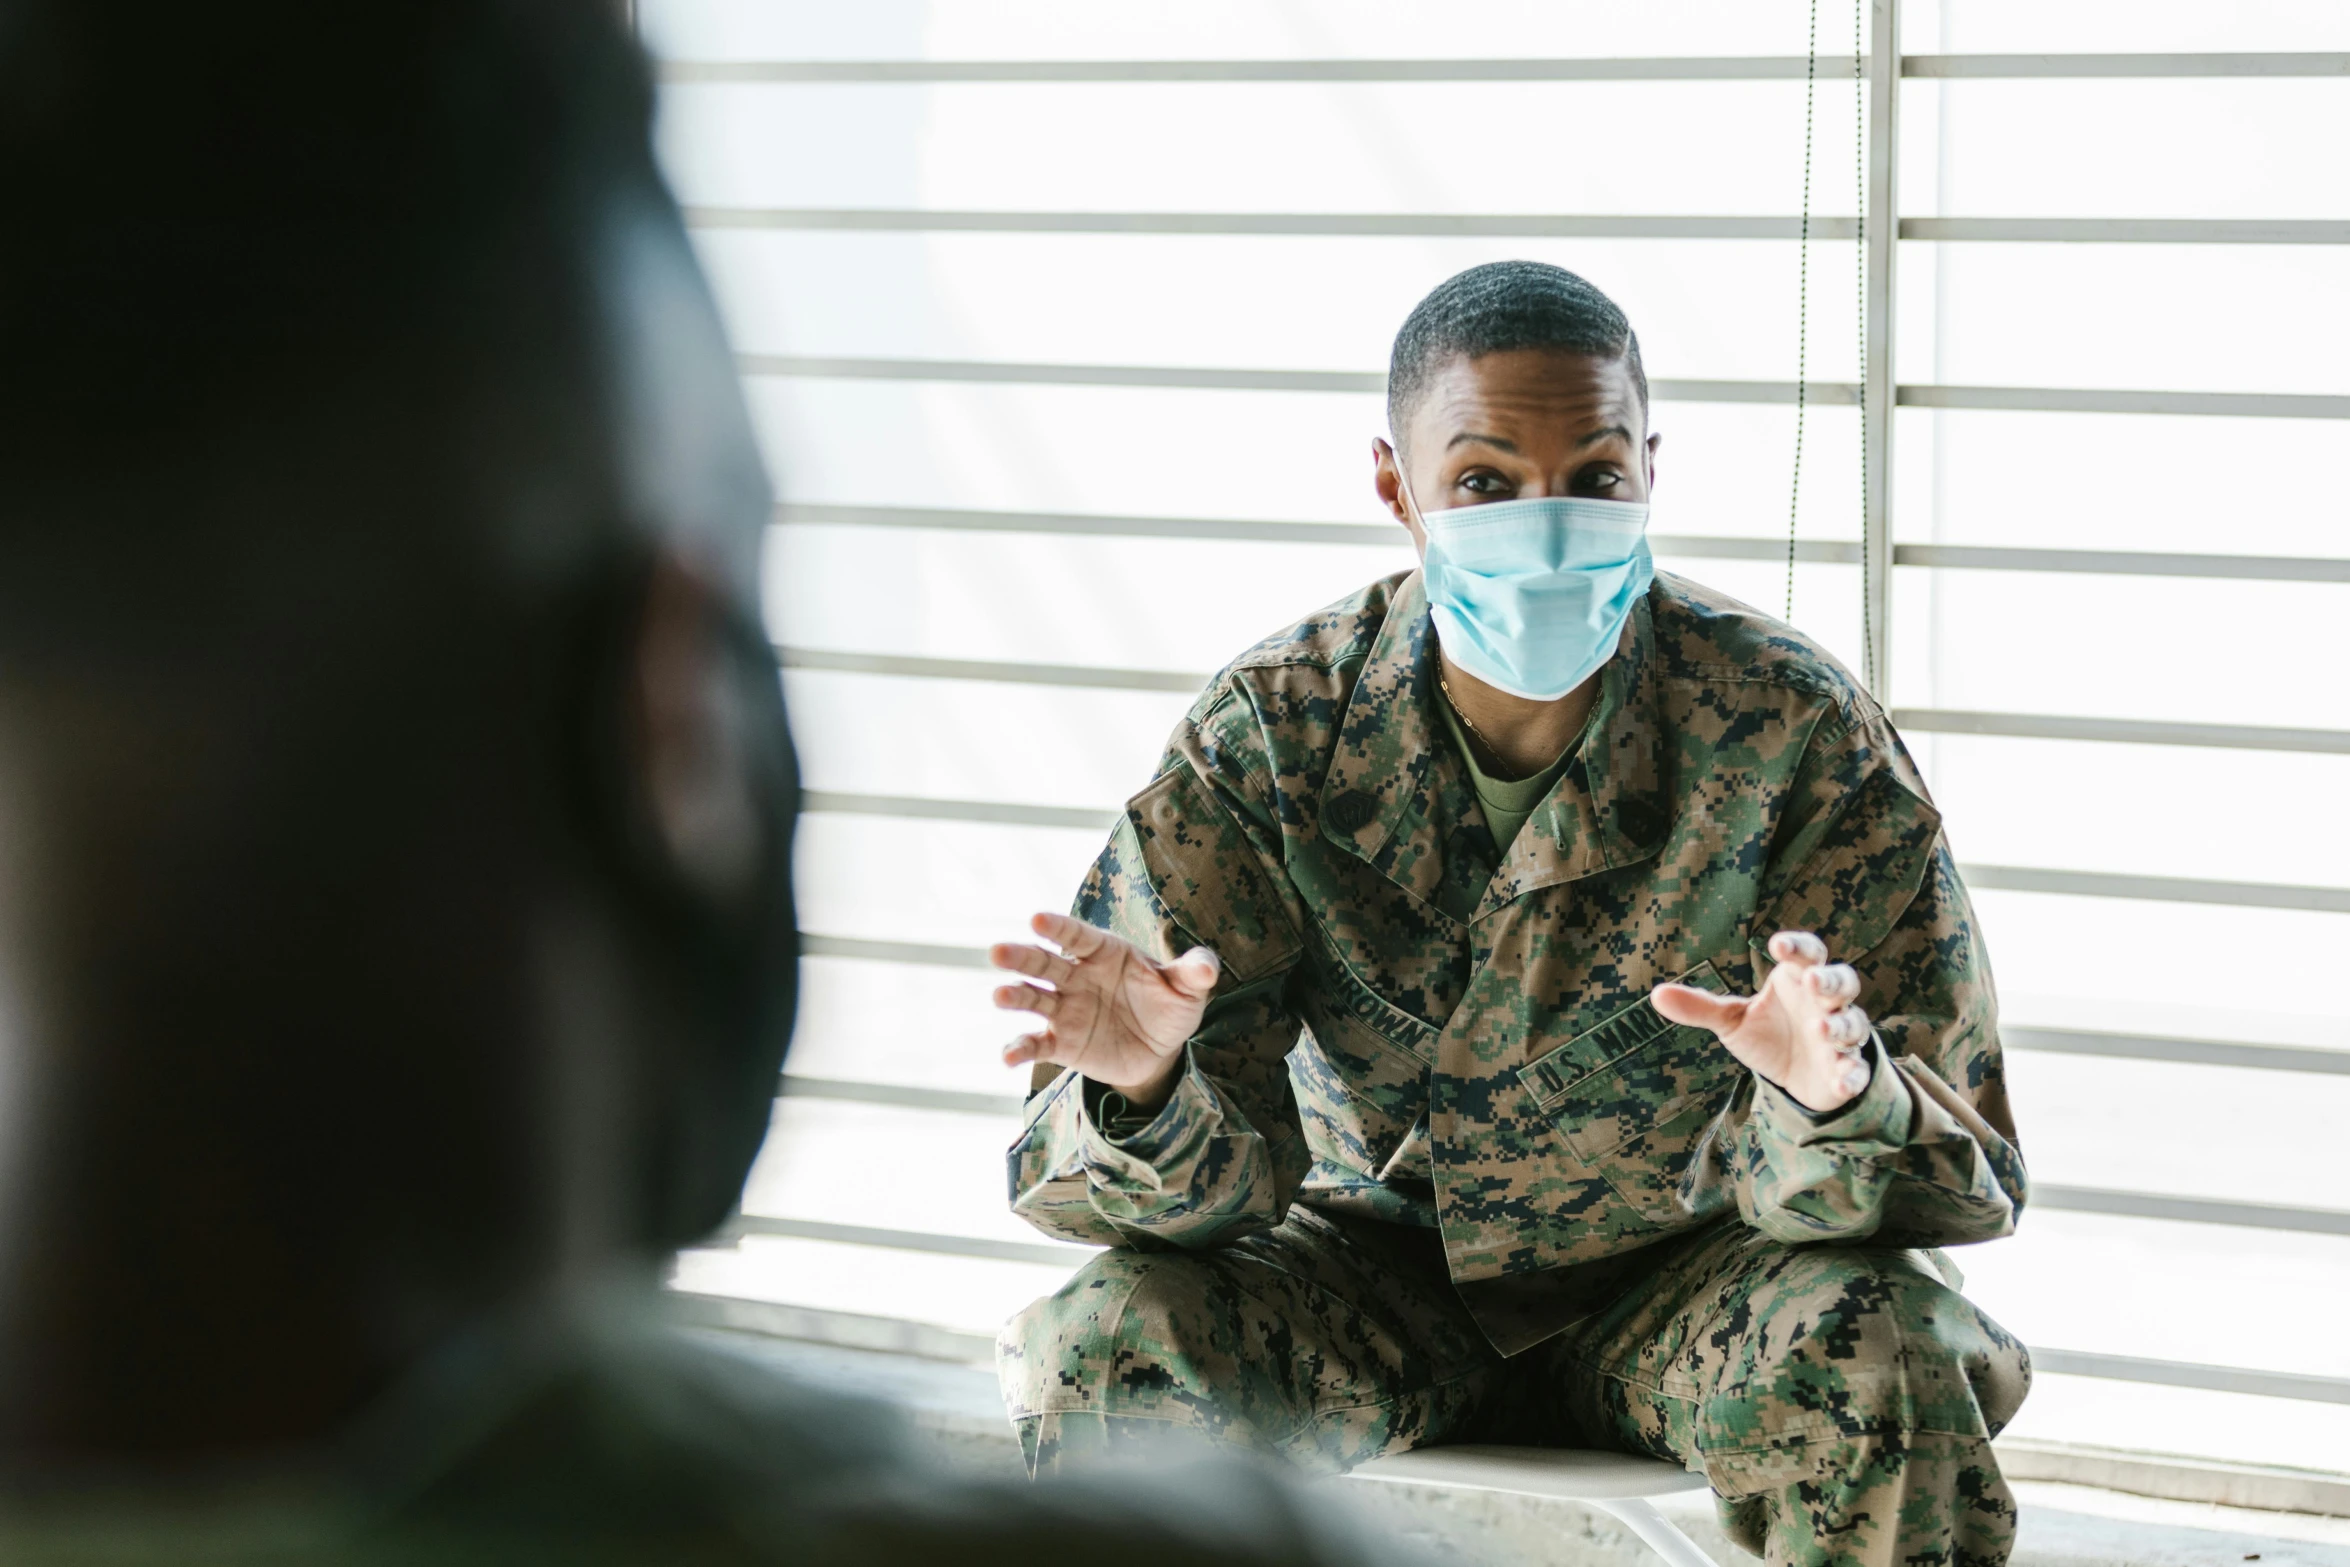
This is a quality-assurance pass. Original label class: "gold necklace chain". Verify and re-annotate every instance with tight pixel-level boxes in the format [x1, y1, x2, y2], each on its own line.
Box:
[1439, 672, 1504, 763]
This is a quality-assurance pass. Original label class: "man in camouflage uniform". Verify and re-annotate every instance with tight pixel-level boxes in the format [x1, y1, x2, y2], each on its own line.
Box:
[989, 262, 2030, 1567]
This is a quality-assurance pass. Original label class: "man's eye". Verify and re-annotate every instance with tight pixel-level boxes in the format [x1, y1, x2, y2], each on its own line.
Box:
[1460, 472, 1506, 494]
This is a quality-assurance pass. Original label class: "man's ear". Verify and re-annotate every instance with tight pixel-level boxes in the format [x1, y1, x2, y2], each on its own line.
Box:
[1645, 429, 1663, 494]
[629, 551, 764, 907]
[1372, 438, 1426, 553]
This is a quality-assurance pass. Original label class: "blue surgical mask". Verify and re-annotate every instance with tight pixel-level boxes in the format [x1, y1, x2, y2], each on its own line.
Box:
[1400, 478, 1655, 702]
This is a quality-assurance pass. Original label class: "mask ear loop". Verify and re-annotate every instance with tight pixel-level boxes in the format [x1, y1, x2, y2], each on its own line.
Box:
[1394, 442, 1465, 714]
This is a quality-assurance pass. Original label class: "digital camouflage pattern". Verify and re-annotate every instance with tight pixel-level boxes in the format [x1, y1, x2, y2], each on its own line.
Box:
[1000, 1208, 2031, 1567]
[1003, 569, 2031, 1565]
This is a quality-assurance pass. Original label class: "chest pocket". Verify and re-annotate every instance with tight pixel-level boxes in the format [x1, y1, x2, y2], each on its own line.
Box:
[1514, 961, 1749, 1227]
[1291, 929, 1439, 1177]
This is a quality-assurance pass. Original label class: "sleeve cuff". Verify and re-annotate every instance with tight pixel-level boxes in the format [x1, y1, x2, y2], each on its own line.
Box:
[1754, 1034, 1913, 1152]
[1079, 1051, 1210, 1166]
[1081, 1080, 1156, 1141]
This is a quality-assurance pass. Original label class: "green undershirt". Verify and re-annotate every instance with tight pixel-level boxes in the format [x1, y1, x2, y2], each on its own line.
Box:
[1435, 694, 1574, 853]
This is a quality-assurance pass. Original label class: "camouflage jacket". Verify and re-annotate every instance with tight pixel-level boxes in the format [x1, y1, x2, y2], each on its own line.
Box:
[1009, 569, 2025, 1353]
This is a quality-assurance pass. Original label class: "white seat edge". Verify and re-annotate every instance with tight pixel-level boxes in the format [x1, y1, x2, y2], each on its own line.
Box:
[1345, 1443, 1710, 1501]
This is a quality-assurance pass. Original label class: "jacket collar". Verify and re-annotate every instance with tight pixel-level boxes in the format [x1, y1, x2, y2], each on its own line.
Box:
[1317, 573, 1673, 925]
[1316, 572, 1484, 923]
[1474, 590, 1673, 919]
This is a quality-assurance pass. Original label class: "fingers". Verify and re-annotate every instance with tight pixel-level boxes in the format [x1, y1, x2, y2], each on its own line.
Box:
[992, 981, 1060, 1018]
[1000, 1030, 1052, 1068]
[1768, 929, 1829, 967]
[1651, 982, 1752, 1037]
[1162, 945, 1222, 999]
[1837, 1050, 1873, 1097]
[1818, 1003, 1870, 1047]
[988, 940, 1077, 988]
[1028, 910, 1110, 958]
[1804, 962, 1860, 1007]
[994, 914, 1128, 1076]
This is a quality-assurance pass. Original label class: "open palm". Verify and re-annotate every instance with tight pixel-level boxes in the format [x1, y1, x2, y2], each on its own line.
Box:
[1652, 930, 1875, 1113]
[991, 911, 1220, 1108]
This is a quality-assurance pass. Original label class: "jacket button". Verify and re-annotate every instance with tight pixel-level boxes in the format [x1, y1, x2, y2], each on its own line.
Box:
[1325, 790, 1377, 835]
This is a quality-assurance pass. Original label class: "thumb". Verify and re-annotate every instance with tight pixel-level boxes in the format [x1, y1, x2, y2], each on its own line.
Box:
[1163, 946, 1222, 1000]
[1651, 982, 1751, 1039]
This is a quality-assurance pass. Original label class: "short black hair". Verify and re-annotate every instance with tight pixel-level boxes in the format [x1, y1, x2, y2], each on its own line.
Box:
[1386, 260, 1647, 442]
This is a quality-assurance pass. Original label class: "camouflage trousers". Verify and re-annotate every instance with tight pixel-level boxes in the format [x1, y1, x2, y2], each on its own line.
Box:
[1000, 1207, 2030, 1567]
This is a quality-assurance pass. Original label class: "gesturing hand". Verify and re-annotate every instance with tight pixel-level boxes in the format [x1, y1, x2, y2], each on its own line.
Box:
[1650, 930, 1874, 1114]
[990, 912, 1220, 1113]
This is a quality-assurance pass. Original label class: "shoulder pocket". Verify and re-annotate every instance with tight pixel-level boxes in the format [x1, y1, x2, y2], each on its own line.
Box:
[1126, 765, 1302, 985]
[1514, 961, 1746, 1226]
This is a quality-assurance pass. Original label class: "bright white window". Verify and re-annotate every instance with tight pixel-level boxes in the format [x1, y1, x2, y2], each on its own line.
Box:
[646, 0, 2350, 1478]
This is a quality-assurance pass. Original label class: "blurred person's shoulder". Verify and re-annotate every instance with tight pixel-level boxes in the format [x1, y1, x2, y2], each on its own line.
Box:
[0, 1308, 1402, 1567]
[382, 1308, 1405, 1567]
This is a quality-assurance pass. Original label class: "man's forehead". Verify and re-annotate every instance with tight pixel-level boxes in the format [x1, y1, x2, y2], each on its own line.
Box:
[1409, 349, 1643, 446]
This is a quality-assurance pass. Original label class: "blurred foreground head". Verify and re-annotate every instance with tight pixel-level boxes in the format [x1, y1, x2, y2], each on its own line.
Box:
[0, 0, 797, 1468]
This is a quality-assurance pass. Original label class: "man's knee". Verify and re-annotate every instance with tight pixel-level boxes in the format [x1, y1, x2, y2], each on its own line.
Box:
[998, 1233, 1473, 1476]
[1722, 1247, 2031, 1444]
[998, 1247, 1234, 1431]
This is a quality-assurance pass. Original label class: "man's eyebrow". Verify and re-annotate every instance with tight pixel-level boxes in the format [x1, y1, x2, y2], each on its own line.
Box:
[1445, 432, 1518, 453]
[1577, 424, 1635, 449]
